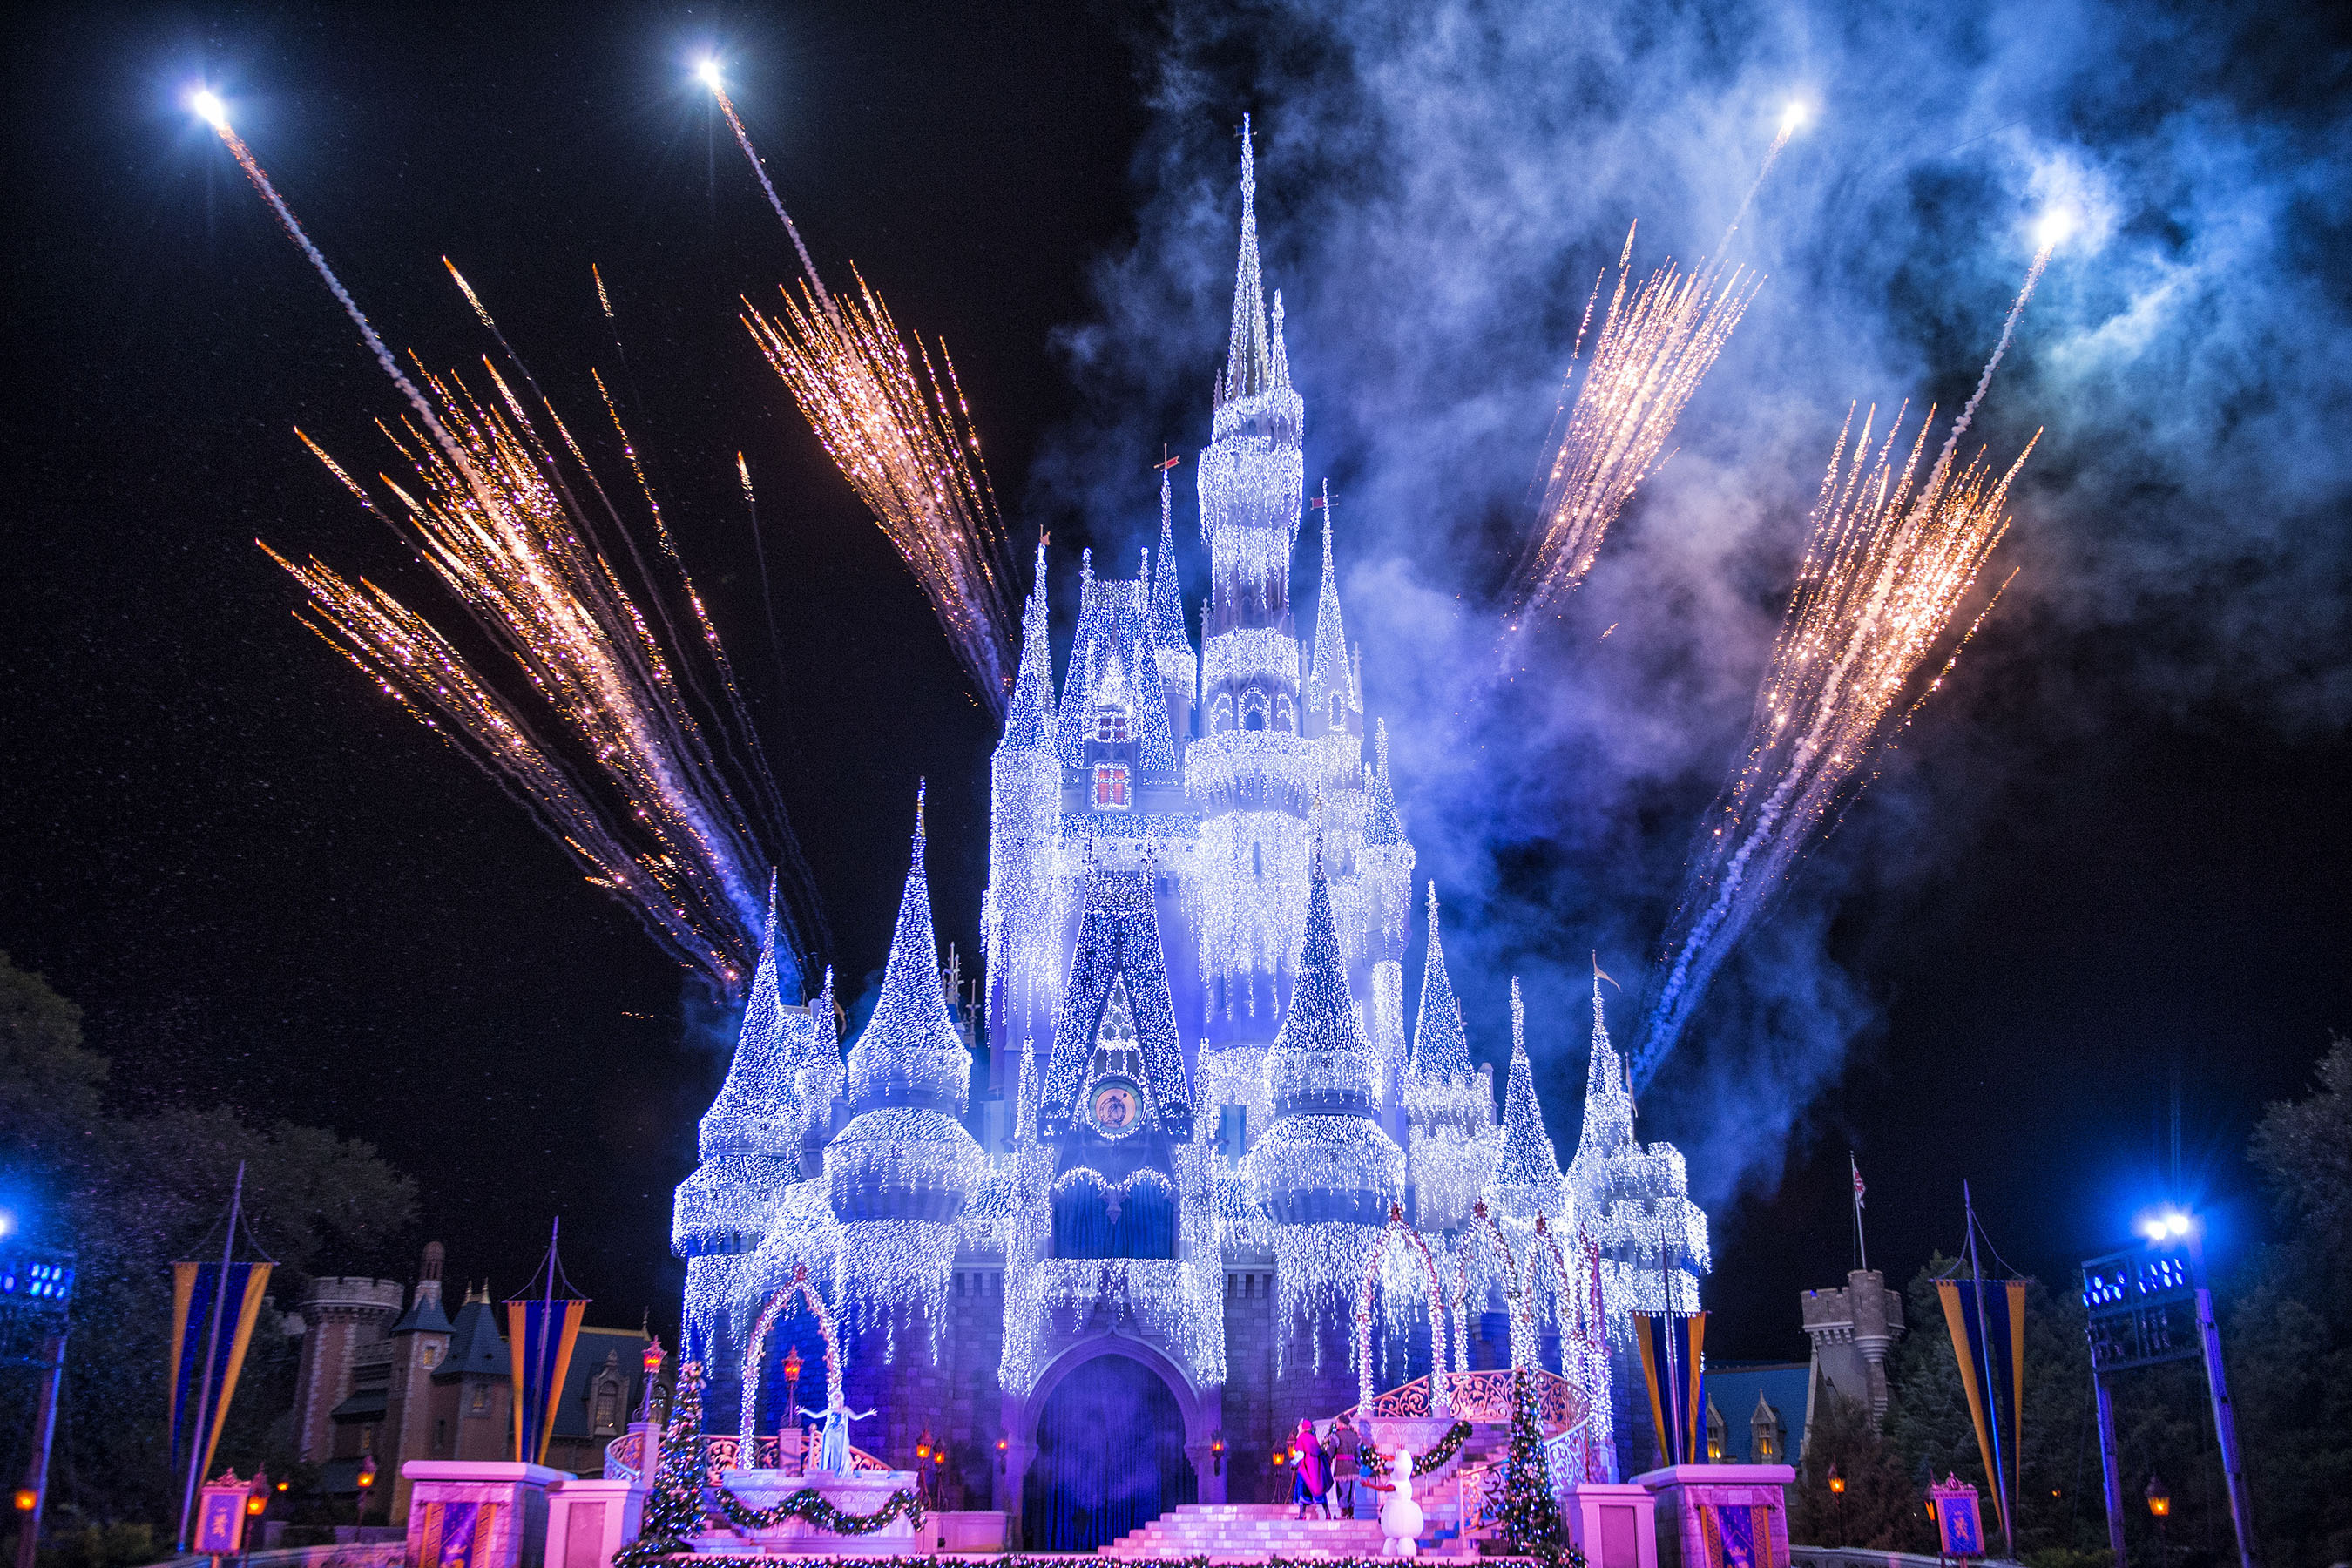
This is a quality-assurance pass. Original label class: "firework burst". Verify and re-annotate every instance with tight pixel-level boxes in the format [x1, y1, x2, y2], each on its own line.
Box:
[701, 67, 1018, 717]
[195, 90, 818, 997]
[1633, 247, 2056, 1082]
[1503, 227, 1764, 651]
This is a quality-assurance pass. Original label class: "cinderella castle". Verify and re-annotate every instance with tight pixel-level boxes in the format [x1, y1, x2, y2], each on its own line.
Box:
[669, 125, 1712, 1553]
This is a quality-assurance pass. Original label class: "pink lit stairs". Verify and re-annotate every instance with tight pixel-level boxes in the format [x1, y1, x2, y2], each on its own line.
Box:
[1101, 1428, 1511, 1560]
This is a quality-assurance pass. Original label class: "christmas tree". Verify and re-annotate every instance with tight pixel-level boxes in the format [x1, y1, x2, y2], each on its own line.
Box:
[615, 1361, 707, 1568]
[1499, 1365, 1570, 1560]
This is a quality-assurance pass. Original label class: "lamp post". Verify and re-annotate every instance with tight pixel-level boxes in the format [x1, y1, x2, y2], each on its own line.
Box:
[638, 1335, 666, 1426]
[2145, 1474, 2170, 1568]
[1828, 1463, 1846, 1548]
[781, 1346, 804, 1472]
[1210, 1435, 1225, 1477]
[355, 1454, 377, 1528]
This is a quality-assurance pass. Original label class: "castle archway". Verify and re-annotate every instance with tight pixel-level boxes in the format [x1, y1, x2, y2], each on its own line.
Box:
[1017, 1340, 1207, 1551]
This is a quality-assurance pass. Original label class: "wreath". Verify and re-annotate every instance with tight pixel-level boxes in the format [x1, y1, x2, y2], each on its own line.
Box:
[1359, 1420, 1472, 1483]
[713, 1482, 927, 1538]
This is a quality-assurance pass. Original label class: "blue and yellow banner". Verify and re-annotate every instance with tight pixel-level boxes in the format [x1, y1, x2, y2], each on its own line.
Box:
[507, 1296, 588, 1464]
[1635, 1311, 1707, 1467]
[167, 1260, 273, 1484]
[1936, 1279, 2026, 1539]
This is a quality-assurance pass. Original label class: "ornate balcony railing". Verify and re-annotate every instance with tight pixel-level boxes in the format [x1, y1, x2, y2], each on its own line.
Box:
[1342, 1367, 1585, 1436]
[601, 1430, 889, 1488]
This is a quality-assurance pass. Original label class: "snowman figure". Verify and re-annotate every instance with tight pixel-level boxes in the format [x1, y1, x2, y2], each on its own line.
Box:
[1376, 1447, 1424, 1558]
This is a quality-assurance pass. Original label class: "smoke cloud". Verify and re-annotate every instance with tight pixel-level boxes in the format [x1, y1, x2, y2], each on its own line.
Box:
[1027, 0, 2352, 1205]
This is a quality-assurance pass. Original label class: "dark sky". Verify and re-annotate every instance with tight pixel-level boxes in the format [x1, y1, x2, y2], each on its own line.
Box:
[5, 1, 2347, 1365]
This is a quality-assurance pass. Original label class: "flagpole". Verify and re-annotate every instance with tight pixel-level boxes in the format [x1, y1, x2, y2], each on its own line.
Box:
[1851, 1152, 1869, 1274]
[1963, 1182, 2013, 1559]
[537, 1216, 558, 1466]
[177, 1162, 245, 1551]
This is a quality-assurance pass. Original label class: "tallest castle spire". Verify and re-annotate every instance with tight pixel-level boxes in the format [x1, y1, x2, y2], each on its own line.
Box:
[1220, 113, 1272, 408]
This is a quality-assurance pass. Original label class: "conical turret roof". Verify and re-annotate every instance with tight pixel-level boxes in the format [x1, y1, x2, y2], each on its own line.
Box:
[1409, 882, 1470, 1080]
[1490, 977, 1566, 1219]
[698, 875, 806, 1160]
[1306, 484, 1349, 705]
[844, 787, 972, 1114]
[1220, 113, 1272, 409]
[1262, 860, 1381, 1113]
[1365, 720, 1405, 848]
[1149, 470, 1193, 670]
[1000, 539, 1055, 753]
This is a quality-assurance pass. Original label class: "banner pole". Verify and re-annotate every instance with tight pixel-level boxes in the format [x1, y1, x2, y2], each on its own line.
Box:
[1963, 1183, 2012, 1559]
[177, 1163, 245, 1551]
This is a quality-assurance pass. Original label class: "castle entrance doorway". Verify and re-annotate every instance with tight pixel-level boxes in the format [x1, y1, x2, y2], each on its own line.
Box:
[1021, 1351, 1197, 1550]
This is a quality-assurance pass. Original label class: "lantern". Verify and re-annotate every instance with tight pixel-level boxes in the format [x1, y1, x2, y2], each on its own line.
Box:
[1828, 1465, 1845, 1496]
[12, 1490, 34, 1514]
[2145, 1476, 2171, 1519]
[356, 1455, 378, 1492]
[916, 1430, 933, 1462]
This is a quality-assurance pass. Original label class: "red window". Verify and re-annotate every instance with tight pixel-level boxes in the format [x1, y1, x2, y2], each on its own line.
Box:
[1094, 709, 1129, 744]
[1092, 764, 1131, 809]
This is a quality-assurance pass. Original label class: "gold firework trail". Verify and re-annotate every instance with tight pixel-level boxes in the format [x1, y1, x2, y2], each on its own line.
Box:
[1636, 247, 2056, 1081]
[1504, 226, 1764, 648]
[705, 77, 1017, 717]
[198, 97, 812, 996]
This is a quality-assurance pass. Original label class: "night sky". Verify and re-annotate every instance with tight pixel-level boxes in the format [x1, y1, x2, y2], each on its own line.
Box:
[6, 2, 2347, 1363]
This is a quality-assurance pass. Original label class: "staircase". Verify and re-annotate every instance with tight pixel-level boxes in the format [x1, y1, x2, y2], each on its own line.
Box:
[1103, 1429, 1515, 1560]
[1101, 1502, 1391, 1559]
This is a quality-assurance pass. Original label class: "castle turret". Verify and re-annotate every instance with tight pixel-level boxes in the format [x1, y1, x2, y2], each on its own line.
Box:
[1149, 468, 1197, 742]
[1488, 978, 1567, 1224]
[1357, 720, 1415, 970]
[828, 790, 986, 1337]
[1403, 886, 1496, 1231]
[987, 542, 1064, 1075]
[1564, 972, 1709, 1331]
[1191, 119, 1315, 1027]
[1244, 850, 1403, 1362]
[673, 881, 814, 1260]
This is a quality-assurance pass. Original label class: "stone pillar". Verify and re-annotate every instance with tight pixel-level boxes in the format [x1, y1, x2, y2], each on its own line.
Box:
[1634, 1463, 1794, 1568]
[1562, 1483, 1658, 1568]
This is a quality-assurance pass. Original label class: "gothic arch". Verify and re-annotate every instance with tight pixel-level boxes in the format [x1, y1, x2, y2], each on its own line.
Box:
[1016, 1334, 1215, 1451]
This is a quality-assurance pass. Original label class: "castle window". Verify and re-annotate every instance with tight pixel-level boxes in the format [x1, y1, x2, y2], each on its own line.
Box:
[1240, 690, 1268, 732]
[1209, 694, 1233, 734]
[1092, 764, 1130, 810]
[470, 1383, 490, 1416]
[1274, 693, 1294, 733]
[1093, 707, 1129, 745]
[591, 1379, 622, 1435]
[1328, 691, 1343, 728]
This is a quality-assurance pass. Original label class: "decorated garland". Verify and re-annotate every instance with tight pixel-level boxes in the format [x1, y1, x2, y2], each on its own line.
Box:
[713, 1481, 926, 1538]
[1359, 1419, 1472, 1483]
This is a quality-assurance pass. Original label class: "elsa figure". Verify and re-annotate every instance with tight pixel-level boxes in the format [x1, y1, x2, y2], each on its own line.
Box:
[799, 1395, 877, 1474]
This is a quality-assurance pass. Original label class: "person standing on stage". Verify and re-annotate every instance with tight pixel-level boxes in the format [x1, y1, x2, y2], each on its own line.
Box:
[1290, 1418, 1328, 1520]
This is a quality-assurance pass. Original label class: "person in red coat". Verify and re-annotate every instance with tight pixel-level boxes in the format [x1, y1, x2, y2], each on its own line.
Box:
[1290, 1418, 1329, 1519]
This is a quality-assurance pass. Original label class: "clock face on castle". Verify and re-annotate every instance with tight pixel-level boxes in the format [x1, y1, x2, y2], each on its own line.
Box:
[1090, 1083, 1140, 1135]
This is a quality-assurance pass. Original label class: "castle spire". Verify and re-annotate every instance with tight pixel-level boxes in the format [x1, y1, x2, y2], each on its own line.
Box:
[695, 871, 803, 1159]
[1262, 855, 1381, 1112]
[1149, 467, 1192, 670]
[1409, 882, 1468, 1079]
[844, 785, 972, 1114]
[1219, 113, 1272, 408]
[1307, 481, 1348, 703]
[1365, 720, 1405, 847]
[1000, 539, 1055, 752]
[1490, 977, 1567, 1220]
